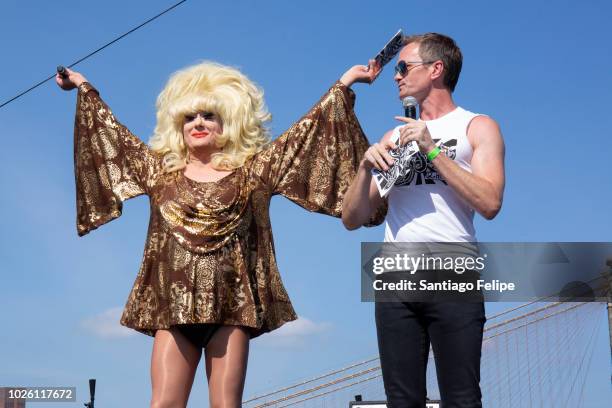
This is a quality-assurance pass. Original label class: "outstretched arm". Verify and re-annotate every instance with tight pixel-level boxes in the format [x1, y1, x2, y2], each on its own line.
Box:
[57, 68, 160, 236]
[251, 61, 381, 217]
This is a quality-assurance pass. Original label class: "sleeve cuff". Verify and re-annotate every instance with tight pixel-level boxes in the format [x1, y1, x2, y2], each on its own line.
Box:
[333, 80, 356, 108]
[77, 82, 98, 96]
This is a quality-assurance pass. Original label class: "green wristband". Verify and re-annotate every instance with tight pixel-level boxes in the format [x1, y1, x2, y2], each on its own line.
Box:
[427, 146, 441, 161]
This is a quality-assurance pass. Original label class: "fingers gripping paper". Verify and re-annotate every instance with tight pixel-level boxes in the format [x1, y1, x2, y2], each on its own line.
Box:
[372, 129, 420, 197]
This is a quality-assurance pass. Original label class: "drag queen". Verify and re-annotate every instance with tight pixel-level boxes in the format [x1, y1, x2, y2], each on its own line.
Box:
[56, 60, 382, 407]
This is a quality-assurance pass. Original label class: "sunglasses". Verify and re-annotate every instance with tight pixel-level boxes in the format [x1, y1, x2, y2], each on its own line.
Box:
[394, 60, 436, 77]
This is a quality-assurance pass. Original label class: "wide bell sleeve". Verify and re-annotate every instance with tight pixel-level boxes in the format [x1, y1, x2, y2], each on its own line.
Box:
[74, 82, 160, 236]
[253, 81, 383, 219]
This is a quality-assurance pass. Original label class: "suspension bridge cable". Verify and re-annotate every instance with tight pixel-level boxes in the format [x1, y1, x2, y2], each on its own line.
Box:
[243, 301, 605, 406]
[243, 356, 380, 403]
[275, 374, 383, 408]
[485, 271, 608, 323]
[249, 366, 382, 407]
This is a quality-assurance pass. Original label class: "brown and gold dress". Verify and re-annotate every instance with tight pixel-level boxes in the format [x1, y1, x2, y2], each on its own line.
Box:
[74, 80, 385, 339]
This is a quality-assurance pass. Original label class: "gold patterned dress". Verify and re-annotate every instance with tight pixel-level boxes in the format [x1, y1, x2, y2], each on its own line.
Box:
[74, 80, 385, 338]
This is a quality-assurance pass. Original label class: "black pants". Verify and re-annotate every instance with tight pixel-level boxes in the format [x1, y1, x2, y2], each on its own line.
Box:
[375, 301, 485, 408]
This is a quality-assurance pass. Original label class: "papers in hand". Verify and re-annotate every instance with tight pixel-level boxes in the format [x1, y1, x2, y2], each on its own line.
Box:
[372, 29, 404, 73]
[372, 131, 420, 197]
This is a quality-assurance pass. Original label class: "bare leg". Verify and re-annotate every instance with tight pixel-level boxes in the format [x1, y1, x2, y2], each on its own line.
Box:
[150, 328, 202, 408]
[205, 326, 250, 408]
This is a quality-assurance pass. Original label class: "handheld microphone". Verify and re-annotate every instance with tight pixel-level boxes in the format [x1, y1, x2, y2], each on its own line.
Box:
[57, 65, 68, 78]
[402, 96, 418, 119]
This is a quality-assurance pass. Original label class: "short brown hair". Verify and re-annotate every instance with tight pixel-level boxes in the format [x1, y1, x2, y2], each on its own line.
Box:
[402, 33, 463, 92]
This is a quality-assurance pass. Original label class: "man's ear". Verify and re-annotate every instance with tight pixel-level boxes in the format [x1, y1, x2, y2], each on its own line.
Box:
[430, 60, 444, 82]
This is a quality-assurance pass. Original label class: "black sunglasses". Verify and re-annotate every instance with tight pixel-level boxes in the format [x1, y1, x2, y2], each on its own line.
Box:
[394, 60, 436, 77]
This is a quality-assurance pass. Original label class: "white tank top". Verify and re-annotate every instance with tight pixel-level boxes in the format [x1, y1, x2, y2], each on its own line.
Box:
[384, 107, 482, 243]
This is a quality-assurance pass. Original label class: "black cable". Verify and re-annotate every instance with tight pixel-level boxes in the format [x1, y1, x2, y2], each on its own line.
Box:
[0, 0, 188, 110]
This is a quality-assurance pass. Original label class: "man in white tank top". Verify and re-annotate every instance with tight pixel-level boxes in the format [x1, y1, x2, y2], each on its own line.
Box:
[342, 33, 505, 407]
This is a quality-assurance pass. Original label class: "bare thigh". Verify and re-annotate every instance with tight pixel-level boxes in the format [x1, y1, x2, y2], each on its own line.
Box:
[205, 326, 250, 408]
[150, 328, 202, 408]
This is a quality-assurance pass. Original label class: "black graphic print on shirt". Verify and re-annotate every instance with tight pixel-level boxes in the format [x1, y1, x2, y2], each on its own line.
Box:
[394, 138, 457, 186]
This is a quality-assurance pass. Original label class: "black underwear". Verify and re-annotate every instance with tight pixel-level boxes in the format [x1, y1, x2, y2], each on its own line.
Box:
[175, 323, 222, 348]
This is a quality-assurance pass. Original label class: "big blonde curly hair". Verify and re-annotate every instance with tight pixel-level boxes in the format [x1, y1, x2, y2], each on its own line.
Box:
[149, 61, 272, 172]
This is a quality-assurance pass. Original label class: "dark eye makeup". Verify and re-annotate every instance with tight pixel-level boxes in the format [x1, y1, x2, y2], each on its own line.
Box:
[184, 111, 216, 122]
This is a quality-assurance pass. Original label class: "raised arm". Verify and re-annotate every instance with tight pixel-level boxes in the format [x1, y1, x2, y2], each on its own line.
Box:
[251, 62, 382, 217]
[57, 69, 160, 236]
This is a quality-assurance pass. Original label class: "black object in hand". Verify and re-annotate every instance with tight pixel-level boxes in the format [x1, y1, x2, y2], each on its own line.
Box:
[57, 65, 68, 78]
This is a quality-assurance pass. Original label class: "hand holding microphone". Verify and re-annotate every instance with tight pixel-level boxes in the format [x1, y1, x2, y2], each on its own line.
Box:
[396, 96, 436, 154]
[55, 65, 88, 91]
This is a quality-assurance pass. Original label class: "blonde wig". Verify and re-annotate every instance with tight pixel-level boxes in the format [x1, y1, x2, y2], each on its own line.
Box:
[149, 61, 272, 172]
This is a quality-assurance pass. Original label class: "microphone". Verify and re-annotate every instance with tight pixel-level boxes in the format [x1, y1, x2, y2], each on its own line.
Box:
[402, 96, 418, 119]
[57, 65, 68, 78]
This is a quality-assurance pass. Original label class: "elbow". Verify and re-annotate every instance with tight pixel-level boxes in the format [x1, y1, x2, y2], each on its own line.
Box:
[341, 214, 362, 231]
[481, 199, 502, 220]
[341, 199, 362, 230]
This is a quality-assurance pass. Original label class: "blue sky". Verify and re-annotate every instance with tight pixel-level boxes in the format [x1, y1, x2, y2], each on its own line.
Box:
[0, 0, 610, 407]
